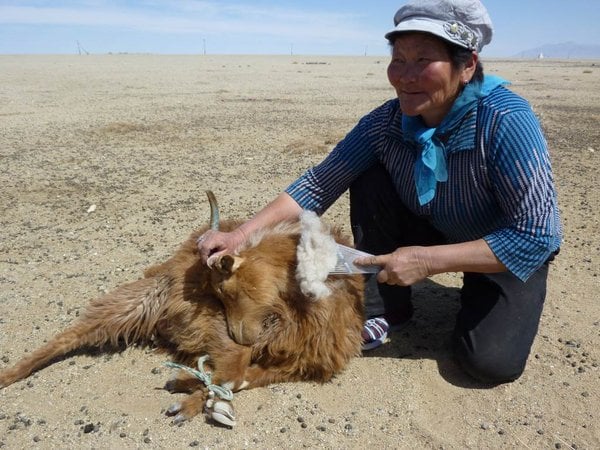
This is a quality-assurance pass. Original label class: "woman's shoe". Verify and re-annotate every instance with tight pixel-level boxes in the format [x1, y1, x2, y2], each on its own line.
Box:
[362, 317, 390, 351]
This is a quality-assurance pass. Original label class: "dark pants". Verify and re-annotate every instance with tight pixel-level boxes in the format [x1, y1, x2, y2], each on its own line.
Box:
[349, 164, 551, 384]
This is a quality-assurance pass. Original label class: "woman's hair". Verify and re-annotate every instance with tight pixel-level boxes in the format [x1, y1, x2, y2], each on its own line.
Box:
[445, 41, 484, 83]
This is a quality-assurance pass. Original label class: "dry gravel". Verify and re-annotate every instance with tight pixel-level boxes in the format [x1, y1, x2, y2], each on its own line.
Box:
[0, 55, 598, 449]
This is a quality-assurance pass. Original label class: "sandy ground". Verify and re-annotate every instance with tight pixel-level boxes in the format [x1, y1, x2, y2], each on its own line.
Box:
[0, 55, 598, 449]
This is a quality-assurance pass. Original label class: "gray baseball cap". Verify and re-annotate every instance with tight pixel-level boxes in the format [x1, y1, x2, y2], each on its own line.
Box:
[385, 0, 493, 52]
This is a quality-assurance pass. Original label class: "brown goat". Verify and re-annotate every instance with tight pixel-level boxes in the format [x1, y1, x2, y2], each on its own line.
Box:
[0, 197, 364, 426]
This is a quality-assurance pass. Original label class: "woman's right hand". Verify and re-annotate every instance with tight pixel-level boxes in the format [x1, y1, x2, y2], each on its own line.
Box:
[196, 192, 303, 266]
[196, 228, 248, 265]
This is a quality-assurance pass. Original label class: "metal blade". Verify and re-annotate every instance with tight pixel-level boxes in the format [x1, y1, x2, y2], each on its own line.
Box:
[330, 244, 381, 275]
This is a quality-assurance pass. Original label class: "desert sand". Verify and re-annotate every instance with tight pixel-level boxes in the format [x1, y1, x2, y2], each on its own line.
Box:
[0, 54, 598, 449]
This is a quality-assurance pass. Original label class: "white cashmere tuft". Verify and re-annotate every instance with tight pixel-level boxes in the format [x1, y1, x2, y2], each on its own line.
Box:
[295, 211, 338, 299]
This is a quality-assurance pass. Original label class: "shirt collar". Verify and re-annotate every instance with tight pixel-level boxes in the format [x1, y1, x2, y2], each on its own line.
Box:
[402, 75, 510, 205]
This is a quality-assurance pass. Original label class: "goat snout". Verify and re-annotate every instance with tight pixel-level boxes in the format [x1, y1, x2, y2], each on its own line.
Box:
[228, 319, 263, 346]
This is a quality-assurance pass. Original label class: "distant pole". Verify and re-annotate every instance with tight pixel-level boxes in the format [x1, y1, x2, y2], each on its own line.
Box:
[203, 39, 206, 55]
[76, 41, 89, 55]
[290, 43, 294, 56]
[364, 45, 368, 56]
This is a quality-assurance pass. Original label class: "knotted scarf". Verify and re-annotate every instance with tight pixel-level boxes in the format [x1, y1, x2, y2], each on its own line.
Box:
[402, 74, 509, 206]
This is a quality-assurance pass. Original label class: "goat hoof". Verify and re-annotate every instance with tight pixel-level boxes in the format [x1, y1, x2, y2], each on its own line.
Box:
[166, 402, 182, 416]
[207, 400, 236, 428]
[163, 380, 177, 393]
[173, 413, 188, 425]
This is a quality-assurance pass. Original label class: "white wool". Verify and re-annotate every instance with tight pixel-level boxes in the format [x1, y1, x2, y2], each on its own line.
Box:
[295, 211, 338, 299]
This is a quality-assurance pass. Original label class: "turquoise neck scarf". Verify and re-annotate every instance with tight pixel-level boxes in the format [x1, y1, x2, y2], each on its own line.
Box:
[402, 74, 510, 206]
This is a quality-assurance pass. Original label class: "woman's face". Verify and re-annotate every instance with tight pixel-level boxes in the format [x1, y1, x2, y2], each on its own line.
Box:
[387, 33, 473, 127]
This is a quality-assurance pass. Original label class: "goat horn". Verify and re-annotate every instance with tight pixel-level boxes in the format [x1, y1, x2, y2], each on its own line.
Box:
[206, 190, 219, 231]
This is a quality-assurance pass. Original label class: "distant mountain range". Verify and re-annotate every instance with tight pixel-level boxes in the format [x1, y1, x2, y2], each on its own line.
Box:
[514, 42, 600, 59]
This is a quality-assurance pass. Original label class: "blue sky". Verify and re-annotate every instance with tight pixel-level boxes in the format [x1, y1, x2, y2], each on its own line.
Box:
[0, 0, 598, 56]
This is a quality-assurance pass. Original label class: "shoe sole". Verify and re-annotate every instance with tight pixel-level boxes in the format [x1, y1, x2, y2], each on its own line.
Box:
[362, 332, 388, 351]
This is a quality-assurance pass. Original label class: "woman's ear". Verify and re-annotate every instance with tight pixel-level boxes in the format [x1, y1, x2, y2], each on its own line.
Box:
[462, 51, 478, 83]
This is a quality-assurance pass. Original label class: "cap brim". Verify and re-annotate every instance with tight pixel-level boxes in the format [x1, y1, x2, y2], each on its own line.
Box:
[384, 17, 472, 50]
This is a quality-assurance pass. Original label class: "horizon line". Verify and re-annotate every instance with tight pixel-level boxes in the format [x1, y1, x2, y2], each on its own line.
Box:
[1, 53, 599, 61]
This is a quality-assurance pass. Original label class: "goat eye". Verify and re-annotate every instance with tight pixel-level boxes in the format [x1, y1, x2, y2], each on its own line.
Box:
[262, 313, 279, 329]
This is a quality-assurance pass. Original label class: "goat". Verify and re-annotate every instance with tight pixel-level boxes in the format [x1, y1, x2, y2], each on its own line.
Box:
[0, 192, 364, 426]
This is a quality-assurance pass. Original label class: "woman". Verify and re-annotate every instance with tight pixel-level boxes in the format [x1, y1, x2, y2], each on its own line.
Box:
[197, 0, 562, 384]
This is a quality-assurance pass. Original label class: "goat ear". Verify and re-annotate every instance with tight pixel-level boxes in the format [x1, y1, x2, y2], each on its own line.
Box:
[213, 254, 244, 275]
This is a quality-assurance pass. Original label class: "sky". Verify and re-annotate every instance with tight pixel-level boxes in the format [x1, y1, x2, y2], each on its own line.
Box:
[0, 0, 598, 57]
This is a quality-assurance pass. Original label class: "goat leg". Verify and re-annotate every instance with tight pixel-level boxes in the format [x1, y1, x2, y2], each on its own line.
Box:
[0, 276, 166, 388]
[165, 388, 210, 424]
[163, 368, 206, 394]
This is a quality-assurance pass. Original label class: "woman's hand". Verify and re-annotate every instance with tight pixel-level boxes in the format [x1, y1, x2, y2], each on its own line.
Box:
[196, 192, 303, 266]
[354, 240, 507, 286]
[197, 228, 248, 265]
[355, 246, 431, 286]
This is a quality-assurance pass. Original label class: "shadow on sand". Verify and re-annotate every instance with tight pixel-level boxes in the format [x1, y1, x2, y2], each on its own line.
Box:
[361, 278, 497, 390]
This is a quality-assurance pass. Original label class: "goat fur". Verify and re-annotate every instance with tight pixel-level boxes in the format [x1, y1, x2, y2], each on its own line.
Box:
[296, 210, 339, 299]
[0, 215, 364, 425]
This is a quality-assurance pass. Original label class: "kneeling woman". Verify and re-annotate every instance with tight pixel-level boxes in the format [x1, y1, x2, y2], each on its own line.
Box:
[196, 0, 562, 384]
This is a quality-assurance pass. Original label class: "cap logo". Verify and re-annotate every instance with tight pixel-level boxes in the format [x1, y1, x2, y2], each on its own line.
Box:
[443, 21, 478, 50]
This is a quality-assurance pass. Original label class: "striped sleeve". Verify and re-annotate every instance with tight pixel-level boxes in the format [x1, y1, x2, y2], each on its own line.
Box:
[484, 107, 562, 281]
[285, 102, 390, 213]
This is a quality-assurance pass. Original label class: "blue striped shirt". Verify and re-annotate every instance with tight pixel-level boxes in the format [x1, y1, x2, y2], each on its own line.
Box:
[286, 86, 562, 281]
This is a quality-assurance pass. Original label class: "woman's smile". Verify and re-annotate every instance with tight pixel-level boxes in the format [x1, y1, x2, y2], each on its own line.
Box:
[387, 32, 467, 127]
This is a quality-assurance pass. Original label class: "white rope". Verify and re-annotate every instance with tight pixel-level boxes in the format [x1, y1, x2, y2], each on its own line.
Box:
[164, 355, 234, 401]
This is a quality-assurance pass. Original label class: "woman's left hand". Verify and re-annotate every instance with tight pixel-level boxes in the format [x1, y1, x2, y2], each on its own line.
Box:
[355, 246, 431, 286]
